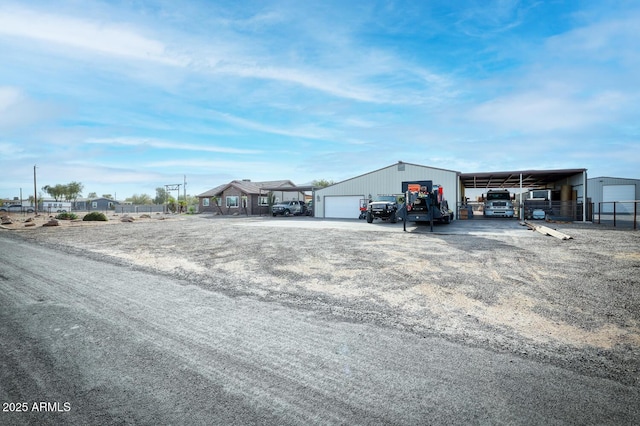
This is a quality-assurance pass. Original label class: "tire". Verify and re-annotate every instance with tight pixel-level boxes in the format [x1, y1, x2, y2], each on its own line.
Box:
[272, 213, 277, 217]
[390, 212, 397, 223]
[284, 209, 290, 216]
[366, 211, 373, 223]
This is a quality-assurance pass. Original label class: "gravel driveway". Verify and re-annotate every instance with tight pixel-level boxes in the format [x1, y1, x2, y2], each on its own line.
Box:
[0, 215, 640, 424]
[1, 213, 639, 423]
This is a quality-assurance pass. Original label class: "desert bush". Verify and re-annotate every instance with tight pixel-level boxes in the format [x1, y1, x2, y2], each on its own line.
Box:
[56, 212, 78, 220]
[83, 212, 108, 221]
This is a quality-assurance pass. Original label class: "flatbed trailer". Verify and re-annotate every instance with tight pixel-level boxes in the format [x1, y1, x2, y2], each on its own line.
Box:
[401, 180, 453, 232]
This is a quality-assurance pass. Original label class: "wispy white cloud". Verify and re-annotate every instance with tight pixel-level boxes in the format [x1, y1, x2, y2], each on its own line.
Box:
[0, 5, 185, 66]
[0, 4, 450, 106]
[0, 86, 60, 129]
[545, 13, 640, 64]
[454, 0, 528, 37]
[468, 89, 627, 133]
[85, 137, 262, 155]
[209, 111, 339, 141]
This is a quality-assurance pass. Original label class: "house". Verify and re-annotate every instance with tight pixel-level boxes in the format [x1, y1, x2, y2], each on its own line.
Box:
[197, 179, 305, 215]
[86, 197, 119, 211]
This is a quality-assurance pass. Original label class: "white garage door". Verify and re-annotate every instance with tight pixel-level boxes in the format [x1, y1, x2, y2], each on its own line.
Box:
[603, 184, 636, 213]
[324, 196, 363, 219]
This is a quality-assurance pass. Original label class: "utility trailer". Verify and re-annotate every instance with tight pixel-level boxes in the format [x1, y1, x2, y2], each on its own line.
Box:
[401, 180, 453, 232]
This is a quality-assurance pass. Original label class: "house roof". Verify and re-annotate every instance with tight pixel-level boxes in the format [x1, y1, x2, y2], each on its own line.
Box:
[197, 180, 297, 197]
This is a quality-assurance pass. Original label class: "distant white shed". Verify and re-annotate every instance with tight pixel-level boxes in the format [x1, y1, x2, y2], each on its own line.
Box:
[588, 177, 640, 213]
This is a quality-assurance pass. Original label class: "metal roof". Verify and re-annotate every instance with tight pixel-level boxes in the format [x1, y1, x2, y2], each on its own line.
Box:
[460, 168, 587, 189]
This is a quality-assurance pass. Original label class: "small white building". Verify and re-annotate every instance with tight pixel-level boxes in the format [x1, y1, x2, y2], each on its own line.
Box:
[314, 161, 460, 219]
[588, 177, 640, 213]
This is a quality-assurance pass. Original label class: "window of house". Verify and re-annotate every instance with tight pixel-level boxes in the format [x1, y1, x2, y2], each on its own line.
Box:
[92, 202, 97, 208]
[259, 196, 269, 206]
[226, 196, 239, 208]
[202, 198, 210, 207]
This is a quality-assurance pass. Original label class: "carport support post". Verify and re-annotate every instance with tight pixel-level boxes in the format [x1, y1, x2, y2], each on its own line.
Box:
[519, 173, 523, 220]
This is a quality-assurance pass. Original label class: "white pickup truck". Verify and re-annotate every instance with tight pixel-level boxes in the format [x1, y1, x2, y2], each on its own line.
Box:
[271, 200, 308, 216]
[0, 204, 35, 213]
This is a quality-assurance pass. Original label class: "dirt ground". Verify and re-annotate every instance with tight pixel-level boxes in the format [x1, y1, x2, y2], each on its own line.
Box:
[2, 212, 639, 387]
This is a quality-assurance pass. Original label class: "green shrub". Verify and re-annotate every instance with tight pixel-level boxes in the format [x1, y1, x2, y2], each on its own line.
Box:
[83, 212, 108, 221]
[56, 212, 78, 220]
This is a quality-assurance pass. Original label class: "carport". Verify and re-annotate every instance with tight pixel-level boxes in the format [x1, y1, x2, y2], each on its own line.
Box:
[459, 168, 588, 221]
[260, 185, 317, 215]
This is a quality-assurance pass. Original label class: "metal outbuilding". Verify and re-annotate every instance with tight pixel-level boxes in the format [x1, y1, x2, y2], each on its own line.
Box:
[315, 163, 590, 221]
[588, 176, 640, 213]
[313, 162, 460, 219]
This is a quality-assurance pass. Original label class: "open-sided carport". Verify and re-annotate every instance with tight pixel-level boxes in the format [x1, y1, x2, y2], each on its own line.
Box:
[260, 185, 318, 215]
[459, 168, 588, 221]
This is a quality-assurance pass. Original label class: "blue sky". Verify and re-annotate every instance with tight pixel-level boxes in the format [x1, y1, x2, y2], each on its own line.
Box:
[1, 0, 639, 201]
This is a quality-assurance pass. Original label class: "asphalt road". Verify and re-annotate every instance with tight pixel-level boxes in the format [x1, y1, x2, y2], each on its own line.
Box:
[1, 234, 638, 425]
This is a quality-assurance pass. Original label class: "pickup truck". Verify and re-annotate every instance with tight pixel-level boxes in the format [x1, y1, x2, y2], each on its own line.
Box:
[0, 204, 35, 213]
[366, 195, 400, 223]
[272, 200, 308, 216]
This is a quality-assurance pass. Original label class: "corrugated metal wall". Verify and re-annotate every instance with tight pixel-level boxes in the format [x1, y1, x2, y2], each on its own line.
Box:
[559, 172, 587, 203]
[314, 162, 460, 218]
[588, 177, 640, 205]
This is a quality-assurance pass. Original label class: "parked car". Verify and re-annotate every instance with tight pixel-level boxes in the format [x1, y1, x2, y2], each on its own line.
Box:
[272, 200, 307, 216]
[0, 204, 35, 213]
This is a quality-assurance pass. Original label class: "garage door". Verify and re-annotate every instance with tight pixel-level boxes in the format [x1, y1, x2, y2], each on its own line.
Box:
[324, 196, 363, 219]
[603, 184, 635, 213]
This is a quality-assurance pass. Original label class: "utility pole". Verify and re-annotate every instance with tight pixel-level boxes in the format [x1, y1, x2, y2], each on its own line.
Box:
[33, 165, 38, 214]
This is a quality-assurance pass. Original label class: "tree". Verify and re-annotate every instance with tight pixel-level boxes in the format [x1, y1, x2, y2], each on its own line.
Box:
[42, 182, 83, 202]
[87, 192, 98, 199]
[102, 194, 113, 200]
[42, 184, 66, 201]
[210, 196, 223, 214]
[126, 194, 153, 205]
[166, 196, 177, 213]
[155, 187, 168, 205]
[66, 181, 84, 203]
[311, 179, 334, 188]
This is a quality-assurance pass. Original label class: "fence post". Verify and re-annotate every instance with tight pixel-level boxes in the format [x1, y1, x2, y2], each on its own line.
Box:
[613, 202, 616, 227]
[635, 201, 637, 231]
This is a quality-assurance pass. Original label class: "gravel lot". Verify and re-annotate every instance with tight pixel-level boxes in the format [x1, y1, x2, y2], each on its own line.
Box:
[3, 212, 639, 390]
